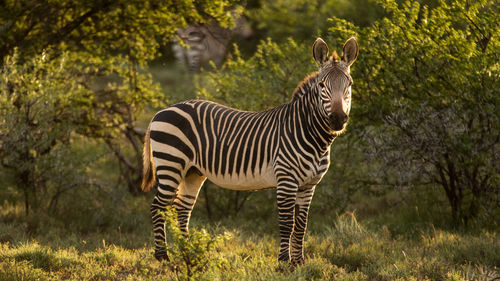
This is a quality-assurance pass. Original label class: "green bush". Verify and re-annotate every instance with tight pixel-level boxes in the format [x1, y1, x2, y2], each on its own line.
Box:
[247, 0, 385, 43]
[0, 51, 95, 214]
[197, 37, 315, 110]
[162, 206, 230, 280]
[329, 0, 500, 225]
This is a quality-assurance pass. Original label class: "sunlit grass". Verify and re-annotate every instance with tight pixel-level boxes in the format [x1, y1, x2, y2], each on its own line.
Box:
[0, 203, 498, 280]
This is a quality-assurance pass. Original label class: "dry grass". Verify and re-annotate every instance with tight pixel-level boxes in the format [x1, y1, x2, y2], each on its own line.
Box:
[0, 205, 498, 281]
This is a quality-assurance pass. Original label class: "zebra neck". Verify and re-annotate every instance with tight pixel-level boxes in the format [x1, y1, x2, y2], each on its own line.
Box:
[306, 86, 336, 147]
[287, 75, 336, 153]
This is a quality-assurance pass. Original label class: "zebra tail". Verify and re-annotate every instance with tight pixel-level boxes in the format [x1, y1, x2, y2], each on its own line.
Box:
[141, 123, 155, 192]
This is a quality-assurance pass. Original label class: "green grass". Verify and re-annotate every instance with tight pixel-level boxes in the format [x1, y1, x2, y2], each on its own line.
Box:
[0, 201, 498, 281]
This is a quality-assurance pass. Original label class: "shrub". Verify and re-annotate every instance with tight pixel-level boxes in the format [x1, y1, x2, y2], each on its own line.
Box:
[161, 206, 230, 280]
[329, 0, 500, 225]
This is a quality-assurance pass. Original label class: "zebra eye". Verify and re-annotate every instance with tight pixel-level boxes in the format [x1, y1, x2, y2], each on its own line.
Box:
[318, 81, 326, 89]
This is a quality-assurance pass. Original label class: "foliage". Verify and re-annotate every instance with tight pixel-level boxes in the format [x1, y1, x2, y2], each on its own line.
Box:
[312, 132, 371, 216]
[0, 0, 241, 203]
[161, 206, 230, 280]
[0, 0, 239, 63]
[247, 0, 385, 43]
[198, 37, 315, 110]
[329, 0, 500, 225]
[0, 47, 165, 212]
[0, 52, 92, 213]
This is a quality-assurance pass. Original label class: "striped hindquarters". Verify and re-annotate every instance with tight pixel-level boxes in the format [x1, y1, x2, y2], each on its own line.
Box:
[149, 100, 283, 189]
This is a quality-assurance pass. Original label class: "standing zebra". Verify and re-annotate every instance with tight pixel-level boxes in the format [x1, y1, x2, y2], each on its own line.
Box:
[142, 37, 359, 265]
[172, 16, 252, 72]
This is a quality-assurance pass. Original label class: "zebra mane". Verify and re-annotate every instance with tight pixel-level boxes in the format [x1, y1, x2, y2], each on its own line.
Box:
[291, 72, 319, 101]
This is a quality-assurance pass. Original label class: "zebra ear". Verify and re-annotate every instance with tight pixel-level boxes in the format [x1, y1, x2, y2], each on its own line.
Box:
[341, 37, 359, 67]
[313, 38, 329, 66]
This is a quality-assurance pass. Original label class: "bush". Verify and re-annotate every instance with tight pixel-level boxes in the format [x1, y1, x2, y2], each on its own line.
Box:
[247, 0, 385, 43]
[162, 206, 230, 280]
[0, 51, 93, 214]
[329, 0, 500, 225]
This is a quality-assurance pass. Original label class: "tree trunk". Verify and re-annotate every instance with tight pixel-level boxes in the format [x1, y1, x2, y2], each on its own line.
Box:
[19, 170, 31, 215]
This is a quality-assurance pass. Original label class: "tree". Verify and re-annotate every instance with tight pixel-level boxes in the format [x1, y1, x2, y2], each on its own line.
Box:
[0, 0, 238, 63]
[0, 0, 240, 213]
[329, 0, 499, 224]
[247, 0, 385, 44]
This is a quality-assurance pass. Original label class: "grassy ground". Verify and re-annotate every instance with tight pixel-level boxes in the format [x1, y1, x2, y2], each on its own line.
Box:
[0, 194, 498, 281]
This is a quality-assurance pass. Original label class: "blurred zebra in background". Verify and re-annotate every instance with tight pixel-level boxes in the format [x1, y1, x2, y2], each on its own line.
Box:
[172, 16, 252, 72]
[144, 37, 359, 265]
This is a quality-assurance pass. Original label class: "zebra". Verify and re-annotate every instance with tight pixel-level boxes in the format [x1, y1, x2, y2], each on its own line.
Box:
[172, 16, 252, 72]
[142, 37, 359, 265]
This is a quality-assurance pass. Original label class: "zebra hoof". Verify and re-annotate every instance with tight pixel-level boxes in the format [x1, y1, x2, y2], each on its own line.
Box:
[291, 257, 304, 267]
[277, 253, 290, 263]
[154, 250, 169, 262]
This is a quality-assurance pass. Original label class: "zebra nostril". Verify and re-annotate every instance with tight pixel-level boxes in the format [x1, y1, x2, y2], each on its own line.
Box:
[341, 113, 348, 124]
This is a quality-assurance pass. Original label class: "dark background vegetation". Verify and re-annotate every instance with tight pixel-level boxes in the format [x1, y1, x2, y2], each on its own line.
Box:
[0, 0, 498, 280]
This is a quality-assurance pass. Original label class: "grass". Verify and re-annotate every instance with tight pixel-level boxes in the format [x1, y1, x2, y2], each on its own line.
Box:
[0, 198, 498, 281]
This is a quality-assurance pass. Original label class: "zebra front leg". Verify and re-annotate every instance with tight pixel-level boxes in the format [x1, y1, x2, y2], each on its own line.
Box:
[276, 178, 299, 262]
[291, 186, 316, 266]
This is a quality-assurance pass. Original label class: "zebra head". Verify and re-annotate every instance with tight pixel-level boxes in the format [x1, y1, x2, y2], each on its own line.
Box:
[313, 37, 359, 132]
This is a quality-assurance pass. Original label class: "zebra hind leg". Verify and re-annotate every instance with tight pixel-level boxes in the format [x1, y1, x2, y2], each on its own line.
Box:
[151, 188, 175, 261]
[150, 164, 184, 261]
[173, 167, 206, 234]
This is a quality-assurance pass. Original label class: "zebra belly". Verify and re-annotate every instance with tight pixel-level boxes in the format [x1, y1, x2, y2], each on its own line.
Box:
[201, 166, 278, 191]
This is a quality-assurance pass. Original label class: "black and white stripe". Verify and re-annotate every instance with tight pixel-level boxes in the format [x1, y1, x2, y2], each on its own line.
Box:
[142, 37, 359, 265]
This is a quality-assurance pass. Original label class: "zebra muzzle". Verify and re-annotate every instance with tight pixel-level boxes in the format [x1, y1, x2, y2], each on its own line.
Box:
[329, 112, 348, 131]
